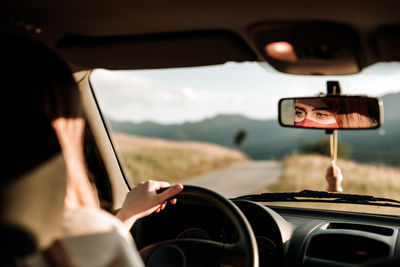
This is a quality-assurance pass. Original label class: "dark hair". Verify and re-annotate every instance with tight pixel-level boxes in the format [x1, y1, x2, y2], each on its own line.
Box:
[1, 34, 80, 182]
[333, 98, 379, 128]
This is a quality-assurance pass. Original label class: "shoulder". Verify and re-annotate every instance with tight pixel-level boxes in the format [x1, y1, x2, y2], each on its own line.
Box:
[61, 206, 131, 241]
[21, 207, 145, 267]
[58, 207, 144, 267]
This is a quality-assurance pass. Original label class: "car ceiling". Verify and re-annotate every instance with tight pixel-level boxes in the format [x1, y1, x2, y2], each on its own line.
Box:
[2, 0, 400, 73]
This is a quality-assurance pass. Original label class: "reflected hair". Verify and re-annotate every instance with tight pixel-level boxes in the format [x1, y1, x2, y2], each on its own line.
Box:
[334, 98, 379, 128]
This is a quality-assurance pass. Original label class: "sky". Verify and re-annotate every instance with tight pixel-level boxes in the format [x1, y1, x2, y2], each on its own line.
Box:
[90, 61, 400, 124]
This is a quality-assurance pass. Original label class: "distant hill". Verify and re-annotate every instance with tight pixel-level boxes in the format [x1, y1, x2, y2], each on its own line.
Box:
[107, 92, 400, 166]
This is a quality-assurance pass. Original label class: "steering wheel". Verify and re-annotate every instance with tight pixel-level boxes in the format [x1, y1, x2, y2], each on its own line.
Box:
[139, 185, 259, 267]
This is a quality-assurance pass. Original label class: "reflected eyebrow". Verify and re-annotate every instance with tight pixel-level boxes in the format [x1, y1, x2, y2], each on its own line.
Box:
[294, 106, 305, 111]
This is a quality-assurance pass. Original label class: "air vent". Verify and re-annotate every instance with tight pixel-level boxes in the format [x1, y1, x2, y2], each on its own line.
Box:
[307, 234, 390, 264]
[328, 223, 393, 236]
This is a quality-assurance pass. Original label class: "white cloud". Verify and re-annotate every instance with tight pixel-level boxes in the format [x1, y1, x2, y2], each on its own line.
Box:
[90, 69, 250, 123]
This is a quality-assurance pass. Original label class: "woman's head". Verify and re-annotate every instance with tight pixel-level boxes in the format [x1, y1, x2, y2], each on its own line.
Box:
[3, 34, 82, 127]
[1, 34, 74, 261]
[3, 34, 96, 209]
[2, 34, 75, 180]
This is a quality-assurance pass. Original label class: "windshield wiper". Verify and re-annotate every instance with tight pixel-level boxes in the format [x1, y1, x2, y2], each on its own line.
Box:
[234, 190, 400, 208]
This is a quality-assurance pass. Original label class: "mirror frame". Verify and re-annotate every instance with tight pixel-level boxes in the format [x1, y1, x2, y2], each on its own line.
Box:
[278, 95, 383, 130]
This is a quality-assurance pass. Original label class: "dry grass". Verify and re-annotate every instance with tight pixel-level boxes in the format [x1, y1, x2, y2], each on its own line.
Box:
[266, 154, 400, 215]
[111, 134, 248, 184]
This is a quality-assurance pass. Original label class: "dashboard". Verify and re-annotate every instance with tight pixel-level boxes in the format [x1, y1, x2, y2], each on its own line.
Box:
[132, 199, 400, 266]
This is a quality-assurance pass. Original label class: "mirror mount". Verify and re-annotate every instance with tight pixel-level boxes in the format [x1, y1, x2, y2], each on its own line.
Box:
[326, 80, 342, 95]
[325, 81, 342, 135]
[326, 80, 341, 182]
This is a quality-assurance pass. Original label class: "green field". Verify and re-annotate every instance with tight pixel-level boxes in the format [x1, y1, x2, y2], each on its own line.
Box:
[111, 134, 248, 184]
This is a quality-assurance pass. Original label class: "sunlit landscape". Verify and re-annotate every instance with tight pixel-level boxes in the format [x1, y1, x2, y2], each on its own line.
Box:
[91, 62, 400, 215]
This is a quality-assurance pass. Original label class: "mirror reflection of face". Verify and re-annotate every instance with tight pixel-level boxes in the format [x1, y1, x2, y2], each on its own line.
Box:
[294, 99, 339, 129]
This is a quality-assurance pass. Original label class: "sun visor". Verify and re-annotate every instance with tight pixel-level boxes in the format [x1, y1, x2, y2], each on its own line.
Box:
[249, 21, 366, 75]
[56, 30, 257, 70]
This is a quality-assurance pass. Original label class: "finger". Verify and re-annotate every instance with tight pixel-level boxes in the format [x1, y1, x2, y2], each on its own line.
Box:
[158, 184, 183, 202]
[160, 201, 167, 210]
[154, 181, 172, 190]
[170, 198, 177, 205]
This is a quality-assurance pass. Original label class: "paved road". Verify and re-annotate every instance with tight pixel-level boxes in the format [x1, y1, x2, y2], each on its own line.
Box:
[181, 160, 283, 198]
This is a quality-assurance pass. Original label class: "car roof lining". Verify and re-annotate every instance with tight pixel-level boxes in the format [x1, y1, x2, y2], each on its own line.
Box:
[55, 25, 400, 73]
[3, 0, 400, 72]
[5, 0, 400, 35]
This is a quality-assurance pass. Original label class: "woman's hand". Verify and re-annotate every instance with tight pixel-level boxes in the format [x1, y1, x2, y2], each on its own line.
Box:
[325, 161, 343, 192]
[116, 180, 184, 229]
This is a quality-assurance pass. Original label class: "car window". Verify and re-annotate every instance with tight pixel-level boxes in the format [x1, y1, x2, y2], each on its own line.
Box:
[90, 61, 400, 215]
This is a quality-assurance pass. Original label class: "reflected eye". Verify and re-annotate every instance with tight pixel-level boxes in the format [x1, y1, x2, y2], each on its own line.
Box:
[295, 109, 305, 118]
[316, 112, 328, 118]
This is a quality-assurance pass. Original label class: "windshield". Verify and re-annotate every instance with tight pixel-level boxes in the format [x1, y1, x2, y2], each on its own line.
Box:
[90, 61, 400, 216]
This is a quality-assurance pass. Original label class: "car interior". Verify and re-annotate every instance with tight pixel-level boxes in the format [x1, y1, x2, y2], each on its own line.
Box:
[2, 0, 400, 266]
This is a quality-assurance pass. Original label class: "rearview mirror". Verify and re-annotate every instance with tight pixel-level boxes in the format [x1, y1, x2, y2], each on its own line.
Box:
[278, 96, 382, 129]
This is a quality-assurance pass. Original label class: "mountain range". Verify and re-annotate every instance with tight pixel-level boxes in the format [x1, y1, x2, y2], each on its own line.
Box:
[107, 92, 400, 166]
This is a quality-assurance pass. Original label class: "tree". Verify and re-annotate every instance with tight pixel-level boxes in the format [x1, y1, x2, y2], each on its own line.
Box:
[234, 129, 247, 149]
